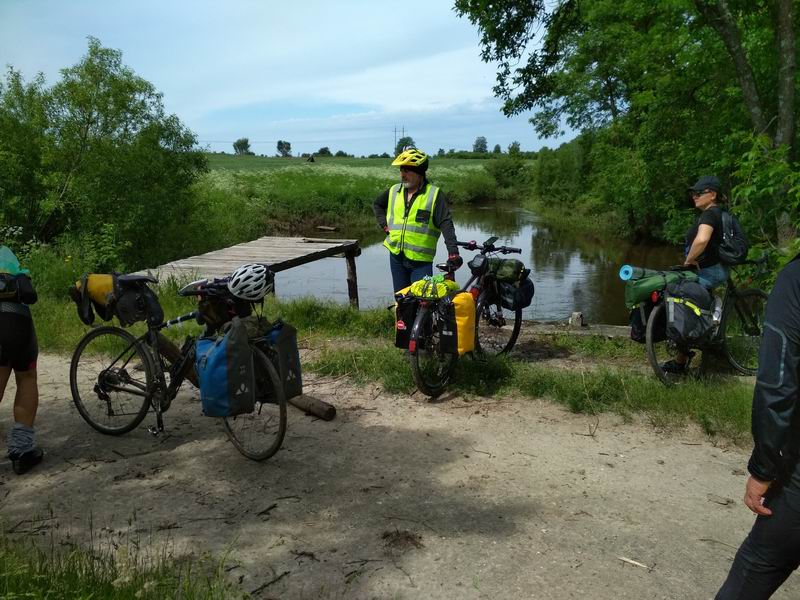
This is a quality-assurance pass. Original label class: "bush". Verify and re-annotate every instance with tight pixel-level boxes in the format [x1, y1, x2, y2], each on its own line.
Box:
[446, 169, 498, 204]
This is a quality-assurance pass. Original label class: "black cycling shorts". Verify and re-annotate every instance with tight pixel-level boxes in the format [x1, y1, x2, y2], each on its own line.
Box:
[0, 314, 38, 372]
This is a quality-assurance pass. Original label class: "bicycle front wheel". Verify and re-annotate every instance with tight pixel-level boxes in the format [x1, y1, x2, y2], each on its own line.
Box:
[69, 326, 154, 435]
[223, 347, 287, 461]
[723, 288, 768, 375]
[408, 305, 458, 397]
[475, 288, 522, 357]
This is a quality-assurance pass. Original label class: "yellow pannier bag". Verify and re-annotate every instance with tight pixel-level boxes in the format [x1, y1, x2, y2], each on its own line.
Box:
[82, 274, 115, 306]
[452, 292, 475, 355]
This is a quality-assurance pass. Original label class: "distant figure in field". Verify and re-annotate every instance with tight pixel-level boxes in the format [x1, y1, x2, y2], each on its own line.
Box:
[306, 154, 315, 163]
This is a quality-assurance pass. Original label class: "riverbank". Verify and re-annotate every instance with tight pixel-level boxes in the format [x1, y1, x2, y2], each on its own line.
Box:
[39, 295, 753, 443]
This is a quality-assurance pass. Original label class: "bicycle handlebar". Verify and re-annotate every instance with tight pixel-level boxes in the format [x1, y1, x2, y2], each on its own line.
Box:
[456, 239, 522, 255]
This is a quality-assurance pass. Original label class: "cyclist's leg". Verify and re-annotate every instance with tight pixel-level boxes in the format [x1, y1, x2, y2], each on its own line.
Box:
[698, 263, 729, 288]
[408, 258, 432, 284]
[0, 314, 42, 472]
[389, 253, 412, 293]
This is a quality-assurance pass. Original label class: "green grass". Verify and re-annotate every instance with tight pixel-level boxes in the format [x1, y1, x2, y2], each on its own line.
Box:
[0, 527, 240, 599]
[307, 345, 754, 441]
[540, 333, 645, 361]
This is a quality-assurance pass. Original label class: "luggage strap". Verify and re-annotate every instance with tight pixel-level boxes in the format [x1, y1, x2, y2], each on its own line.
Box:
[666, 297, 710, 318]
[0, 301, 30, 317]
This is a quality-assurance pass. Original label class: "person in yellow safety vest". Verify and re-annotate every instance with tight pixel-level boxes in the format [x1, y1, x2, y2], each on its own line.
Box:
[372, 147, 462, 293]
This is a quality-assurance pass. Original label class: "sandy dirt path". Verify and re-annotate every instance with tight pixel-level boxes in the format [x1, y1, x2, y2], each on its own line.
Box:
[1, 353, 797, 599]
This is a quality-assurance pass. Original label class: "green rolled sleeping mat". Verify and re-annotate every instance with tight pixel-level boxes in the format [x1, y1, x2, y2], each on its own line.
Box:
[624, 270, 699, 309]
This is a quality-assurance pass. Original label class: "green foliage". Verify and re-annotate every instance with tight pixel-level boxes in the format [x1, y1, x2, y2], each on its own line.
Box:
[0, 38, 208, 271]
[455, 0, 800, 253]
[446, 168, 498, 204]
[473, 136, 488, 153]
[276, 140, 291, 157]
[317, 146, 332, 156]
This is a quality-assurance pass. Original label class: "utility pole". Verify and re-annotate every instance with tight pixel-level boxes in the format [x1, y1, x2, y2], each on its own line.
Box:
[394, 125, 397, 153]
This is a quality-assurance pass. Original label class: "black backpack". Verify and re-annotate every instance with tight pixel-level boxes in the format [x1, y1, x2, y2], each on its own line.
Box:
[718, 209, 749, 265]
[0, 272, 19, 301]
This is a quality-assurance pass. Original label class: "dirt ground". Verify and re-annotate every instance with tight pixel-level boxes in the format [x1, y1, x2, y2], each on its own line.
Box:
[1, 352, 798, 600]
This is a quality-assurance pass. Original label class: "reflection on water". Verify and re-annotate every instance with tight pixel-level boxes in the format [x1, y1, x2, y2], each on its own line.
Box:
[275, 204, 679, 325]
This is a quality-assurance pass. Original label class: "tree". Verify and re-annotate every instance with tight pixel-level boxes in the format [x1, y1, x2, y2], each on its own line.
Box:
[395, 136, 416, 156]
[454, 0, 799, 245]
[437, 148, 446, 157]
[334, 150, 352, 157]
[473, 136, 488, 153]
[0, 37, 207, 268]
[317, 146, 332, 156]
[508, 141, 521, 156]
[276, 140, 292, 157]
[233, 138, 251, 155]
[493, 144, 502, 154]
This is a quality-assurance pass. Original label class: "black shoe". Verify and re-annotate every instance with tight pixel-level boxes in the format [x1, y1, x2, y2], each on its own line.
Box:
[10, 447, 43, 475]
[661, 360, 688, 375]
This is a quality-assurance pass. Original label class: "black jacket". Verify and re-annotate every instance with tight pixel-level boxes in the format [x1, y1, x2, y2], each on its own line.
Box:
[748, 257, 800, 482]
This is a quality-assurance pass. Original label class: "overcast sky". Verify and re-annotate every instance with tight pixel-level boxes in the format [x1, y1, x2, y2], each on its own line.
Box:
[0, 0, 566, 156]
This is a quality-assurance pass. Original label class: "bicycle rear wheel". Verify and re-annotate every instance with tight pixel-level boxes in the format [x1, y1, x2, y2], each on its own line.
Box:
[409, 305, 458, 397]
[475, 288, 522, 357]
[645, 303, 697, 385]
[223, 346, 287, 461]
[69, 326, 154, 435]
[723, 288, 768, 375]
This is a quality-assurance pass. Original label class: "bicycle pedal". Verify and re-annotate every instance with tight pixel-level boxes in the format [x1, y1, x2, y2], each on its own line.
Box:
[147, 425, 163, 437]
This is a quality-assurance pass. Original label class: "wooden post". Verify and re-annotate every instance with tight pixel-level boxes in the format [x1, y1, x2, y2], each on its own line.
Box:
[345, 249, 359, 308]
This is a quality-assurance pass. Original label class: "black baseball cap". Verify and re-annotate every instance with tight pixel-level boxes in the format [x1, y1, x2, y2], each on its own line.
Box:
[688, 176, 721, 192]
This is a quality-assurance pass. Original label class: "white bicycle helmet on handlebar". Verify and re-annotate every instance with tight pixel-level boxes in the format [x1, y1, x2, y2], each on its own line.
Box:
[227, 263, 274, 301]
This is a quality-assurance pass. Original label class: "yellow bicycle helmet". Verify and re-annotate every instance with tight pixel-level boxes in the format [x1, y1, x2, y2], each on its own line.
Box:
[391, 147, 429, 170]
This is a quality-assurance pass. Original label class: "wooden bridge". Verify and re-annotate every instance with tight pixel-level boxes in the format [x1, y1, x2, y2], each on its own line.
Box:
[138, 236, 362, 307]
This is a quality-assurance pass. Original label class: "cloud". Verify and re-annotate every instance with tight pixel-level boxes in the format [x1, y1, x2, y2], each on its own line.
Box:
[0, 1, 566, 155]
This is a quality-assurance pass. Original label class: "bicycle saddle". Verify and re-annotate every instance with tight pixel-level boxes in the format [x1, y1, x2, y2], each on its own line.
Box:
[118, 273, 158, 285]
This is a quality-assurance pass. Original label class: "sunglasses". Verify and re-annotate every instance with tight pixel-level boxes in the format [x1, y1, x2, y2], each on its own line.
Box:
[691, 189, 712, 197]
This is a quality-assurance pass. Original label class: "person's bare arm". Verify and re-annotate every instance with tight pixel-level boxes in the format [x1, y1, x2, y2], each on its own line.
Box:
[684, 224, 713, 266]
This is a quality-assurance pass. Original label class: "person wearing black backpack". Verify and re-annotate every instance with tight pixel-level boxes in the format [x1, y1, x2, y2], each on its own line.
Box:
[661, 176, 730, 374]
[684, 175, 729, 288]
[0, 246, 43, 474]
[715, 256, 800, 599]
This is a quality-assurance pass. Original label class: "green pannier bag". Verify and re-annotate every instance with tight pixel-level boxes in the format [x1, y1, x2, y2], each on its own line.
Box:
[488, 258, 525, 283]
[624, 271, 699, 309]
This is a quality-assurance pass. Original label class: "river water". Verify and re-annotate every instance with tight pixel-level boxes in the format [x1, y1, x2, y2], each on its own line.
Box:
[274, 205, 680, 325]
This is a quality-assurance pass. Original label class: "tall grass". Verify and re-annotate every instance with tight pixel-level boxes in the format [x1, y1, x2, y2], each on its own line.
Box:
[0, 523, 240, 599]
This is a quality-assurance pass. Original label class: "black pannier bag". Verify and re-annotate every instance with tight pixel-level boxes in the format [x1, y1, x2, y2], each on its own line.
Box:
[497, 274, 535, 311]
[665, 279, 714, 344]
[436, 299, 459, 355]
[266, 321, 303, 399]
[629, 302, 665, 343]
[394, 296, 419, 349]
[113, 277, 164, 327]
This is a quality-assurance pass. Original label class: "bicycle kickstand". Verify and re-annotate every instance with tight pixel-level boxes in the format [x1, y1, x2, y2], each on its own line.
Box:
[148, 411, 165, 437]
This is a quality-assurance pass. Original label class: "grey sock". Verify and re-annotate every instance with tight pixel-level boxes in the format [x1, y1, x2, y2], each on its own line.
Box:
[8, 422, 35, 456]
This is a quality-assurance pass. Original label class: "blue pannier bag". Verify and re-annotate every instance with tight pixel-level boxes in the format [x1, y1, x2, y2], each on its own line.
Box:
[264, 321, 303, 400]
[195, 317, 256, 417]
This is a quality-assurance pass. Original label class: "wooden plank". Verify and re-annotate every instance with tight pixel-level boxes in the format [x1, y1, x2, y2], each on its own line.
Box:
[137, 237, 362, 294]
